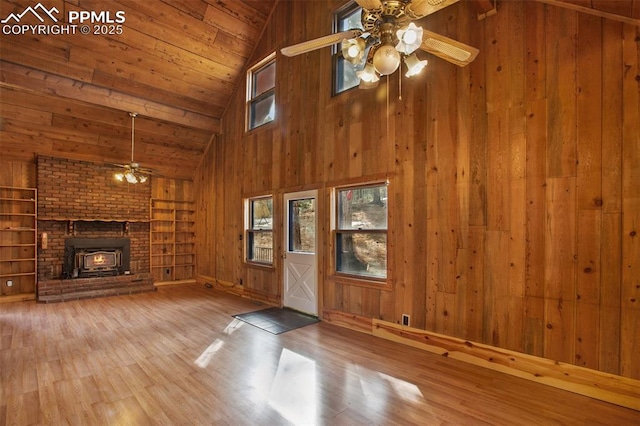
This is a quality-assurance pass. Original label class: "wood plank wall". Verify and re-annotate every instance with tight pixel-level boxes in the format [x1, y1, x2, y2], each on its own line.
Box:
[0, 160, 36, 189]
[194, 0, 640, 380]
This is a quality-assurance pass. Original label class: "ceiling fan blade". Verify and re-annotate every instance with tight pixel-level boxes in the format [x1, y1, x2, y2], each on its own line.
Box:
[354, 0, 382, 10]
[419, 30, 479, 67]
[281, 30, 363, 57]
[406, 0, 460, 19]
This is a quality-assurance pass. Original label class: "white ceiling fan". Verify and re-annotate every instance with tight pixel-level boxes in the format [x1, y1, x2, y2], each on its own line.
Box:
[112, 112, 152, 184]
[281, 0, 479, 86]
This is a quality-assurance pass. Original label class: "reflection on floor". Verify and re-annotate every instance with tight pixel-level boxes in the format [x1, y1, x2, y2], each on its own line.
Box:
[1, 284, 638, 425]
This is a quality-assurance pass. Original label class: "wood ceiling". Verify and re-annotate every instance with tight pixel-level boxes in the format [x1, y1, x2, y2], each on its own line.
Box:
[0, 0, 638, 181]
[0, 0, 276, 180]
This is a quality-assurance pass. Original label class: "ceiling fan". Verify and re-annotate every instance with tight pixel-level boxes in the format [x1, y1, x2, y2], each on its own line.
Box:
[113, 112, 152, 184]
[280, 0, 479, 87]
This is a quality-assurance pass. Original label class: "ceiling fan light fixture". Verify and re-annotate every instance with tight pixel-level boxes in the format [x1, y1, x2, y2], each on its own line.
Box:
[404, 53, 428, 77]
[124, 171, 138, 184]
[341, 37, 367, 64]
[356, 62, 380, 83]
[396, 23, 423, 54]
[114, 112, 150, 184]
[373, 43, 401, 75]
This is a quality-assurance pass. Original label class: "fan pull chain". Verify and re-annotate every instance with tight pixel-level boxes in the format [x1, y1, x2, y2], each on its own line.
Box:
[130, 112, 137, 163]
[398, 70, 402, 101]
[386, 75, 390, 145]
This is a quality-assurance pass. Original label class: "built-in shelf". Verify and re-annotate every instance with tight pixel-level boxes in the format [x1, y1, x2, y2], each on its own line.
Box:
[0, 186, 37, 297]
[150, 199, 195, 283]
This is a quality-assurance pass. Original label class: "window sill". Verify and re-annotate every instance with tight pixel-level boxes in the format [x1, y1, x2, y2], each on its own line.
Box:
[244, 261, 275, 271]
[327, 273, 392, 291]
[245, 118, 277, 135]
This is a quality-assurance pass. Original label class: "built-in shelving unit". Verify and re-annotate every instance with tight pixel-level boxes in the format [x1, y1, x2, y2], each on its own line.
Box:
[150, 199, 195, 283]
[0, 186, 37, 297]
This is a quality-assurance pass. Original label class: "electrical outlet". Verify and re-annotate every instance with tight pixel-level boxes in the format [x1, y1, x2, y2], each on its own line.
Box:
[402, 314, 410, 326]
[6, 280, 13, 287]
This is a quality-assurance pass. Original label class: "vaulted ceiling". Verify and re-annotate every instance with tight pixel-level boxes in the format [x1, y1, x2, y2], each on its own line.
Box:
[0, 0, 277, 180]
[0, 0, 638, 180]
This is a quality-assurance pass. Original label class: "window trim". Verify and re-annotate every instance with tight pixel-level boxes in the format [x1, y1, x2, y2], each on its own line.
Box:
[331, 180, 389, 283]
[246, 52, 276, 131]
[332, 1, 362, 96]
[245, 195, 274, 267]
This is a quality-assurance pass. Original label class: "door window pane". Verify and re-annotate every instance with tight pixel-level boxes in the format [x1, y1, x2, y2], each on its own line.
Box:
[289, 198, 315, 253]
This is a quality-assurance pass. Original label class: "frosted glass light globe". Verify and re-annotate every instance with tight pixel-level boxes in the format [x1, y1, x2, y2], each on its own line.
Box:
[373, 44, 401, 75]
[403, 29, 418, 45]
[347, 45, 360, 58]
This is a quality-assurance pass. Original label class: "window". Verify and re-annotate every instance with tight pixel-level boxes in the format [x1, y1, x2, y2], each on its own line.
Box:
[246, 196, 273, 264]
[333, 2, 363, 95]
[335, 183, 387, 279]
[247, 53, 276, 130]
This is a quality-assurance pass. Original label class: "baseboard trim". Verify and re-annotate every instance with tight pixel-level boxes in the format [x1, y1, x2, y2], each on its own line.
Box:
[323, 309, 640, 411]
[154, 279, 197, 287]
[0, 293, 36, 303]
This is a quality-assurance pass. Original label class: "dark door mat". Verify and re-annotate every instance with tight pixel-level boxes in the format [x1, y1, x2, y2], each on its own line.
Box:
[232, 307, 319, 335]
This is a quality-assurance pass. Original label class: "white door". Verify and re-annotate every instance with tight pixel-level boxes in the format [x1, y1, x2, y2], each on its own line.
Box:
[283, 190, 318, 315]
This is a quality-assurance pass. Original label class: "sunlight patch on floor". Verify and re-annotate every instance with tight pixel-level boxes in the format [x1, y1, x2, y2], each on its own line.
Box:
[378, 371, 424, 402]
[194, 339, 224, 368]
[268, 348, 317, 424]
[223, 318, 245, 335]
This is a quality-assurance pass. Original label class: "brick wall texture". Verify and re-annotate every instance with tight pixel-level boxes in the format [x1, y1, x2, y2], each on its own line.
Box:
[37, 156, 150, 220]
[36, 156, 151, 280]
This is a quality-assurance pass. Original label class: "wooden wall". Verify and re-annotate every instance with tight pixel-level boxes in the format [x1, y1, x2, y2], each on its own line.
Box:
[0, 160, 36, 189]
[193, 0, 640, 380]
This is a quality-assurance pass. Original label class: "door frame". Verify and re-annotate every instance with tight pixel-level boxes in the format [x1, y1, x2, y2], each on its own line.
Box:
[282, 189, 319, 315]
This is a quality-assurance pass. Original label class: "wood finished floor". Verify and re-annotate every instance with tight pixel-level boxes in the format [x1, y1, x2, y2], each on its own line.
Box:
[1, 284, 638, 425]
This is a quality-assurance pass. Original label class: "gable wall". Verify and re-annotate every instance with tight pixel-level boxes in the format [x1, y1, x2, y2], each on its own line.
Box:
[194, 0, 640, 379]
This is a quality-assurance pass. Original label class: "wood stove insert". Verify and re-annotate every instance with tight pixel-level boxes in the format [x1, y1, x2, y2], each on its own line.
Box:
[64, 237, 130, 278]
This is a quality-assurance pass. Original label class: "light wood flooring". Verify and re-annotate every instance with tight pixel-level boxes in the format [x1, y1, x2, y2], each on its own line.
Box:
[1, 284, 639, 425]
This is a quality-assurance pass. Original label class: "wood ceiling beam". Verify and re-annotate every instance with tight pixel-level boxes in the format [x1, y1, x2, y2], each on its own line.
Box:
[534, 0, 640, 26]
[0, 61, 221, 132]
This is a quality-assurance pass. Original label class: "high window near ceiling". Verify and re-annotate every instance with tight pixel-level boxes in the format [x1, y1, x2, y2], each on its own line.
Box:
[333, 2, 362, 95]
[245, 196, 274, 265]
[334, 183, 388, 280]
[246, 53, 276, 131]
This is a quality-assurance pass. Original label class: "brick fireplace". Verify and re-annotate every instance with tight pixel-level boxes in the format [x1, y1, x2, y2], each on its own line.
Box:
[37, 156, 155, 302]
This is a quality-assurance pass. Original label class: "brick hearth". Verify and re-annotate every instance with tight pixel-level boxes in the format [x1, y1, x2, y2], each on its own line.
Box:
[38, 273, 155, 303]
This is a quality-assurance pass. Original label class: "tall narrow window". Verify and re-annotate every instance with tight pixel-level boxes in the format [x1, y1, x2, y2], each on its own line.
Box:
[335, 183, 387, 279]
[246, 196, 273, 264]
[333, 2, 363, 95]
[247, 53, 276, 130]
